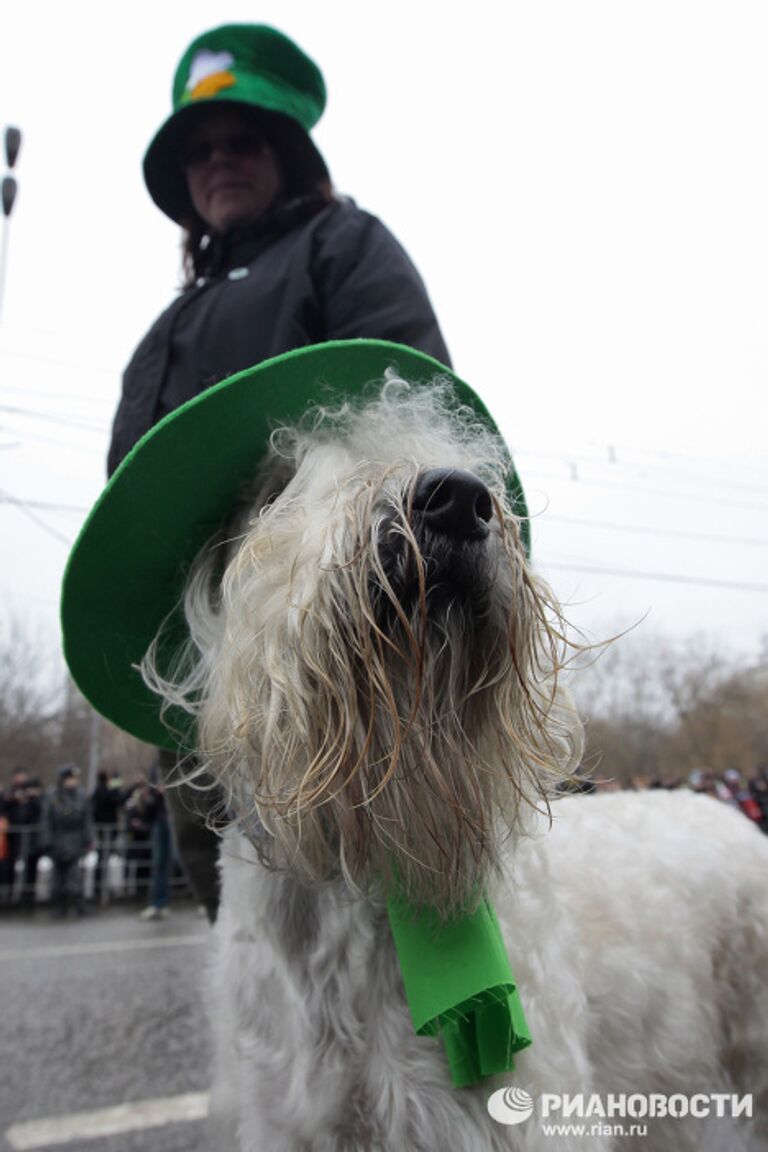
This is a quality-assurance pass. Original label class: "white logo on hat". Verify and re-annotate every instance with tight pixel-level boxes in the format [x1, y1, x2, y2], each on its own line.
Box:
[186, 50, 235, 91]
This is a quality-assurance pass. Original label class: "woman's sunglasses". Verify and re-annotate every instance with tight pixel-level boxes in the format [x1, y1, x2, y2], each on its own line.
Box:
[182, 131, 268, 170]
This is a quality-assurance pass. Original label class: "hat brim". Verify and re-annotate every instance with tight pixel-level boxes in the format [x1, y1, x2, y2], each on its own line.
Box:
[61, 340, 527, 751]
[143, 100, 330, 223]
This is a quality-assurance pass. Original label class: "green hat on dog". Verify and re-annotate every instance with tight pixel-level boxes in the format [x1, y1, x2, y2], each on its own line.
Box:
[144, 24, 329, 223]
[61, 340, 529, 752]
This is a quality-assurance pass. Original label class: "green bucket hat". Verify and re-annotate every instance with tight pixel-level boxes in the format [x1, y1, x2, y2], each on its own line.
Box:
[143, 24, 329, 223]
[61, 340, 529, 752]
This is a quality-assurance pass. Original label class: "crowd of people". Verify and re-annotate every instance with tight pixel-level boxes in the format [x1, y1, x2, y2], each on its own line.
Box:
[3, 760, 765, 918]
[0, 763, 181, 917]
[570, 765, 768, 833]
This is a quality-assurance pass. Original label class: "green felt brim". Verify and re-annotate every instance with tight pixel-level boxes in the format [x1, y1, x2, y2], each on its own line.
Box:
[60, 340, 528, 751]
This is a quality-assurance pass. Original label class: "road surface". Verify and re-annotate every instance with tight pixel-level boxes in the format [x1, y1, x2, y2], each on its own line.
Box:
[0, 902, 213, 1151]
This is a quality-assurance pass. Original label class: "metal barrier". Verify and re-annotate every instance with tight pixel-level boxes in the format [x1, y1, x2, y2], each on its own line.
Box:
[0, 823, 191, 907]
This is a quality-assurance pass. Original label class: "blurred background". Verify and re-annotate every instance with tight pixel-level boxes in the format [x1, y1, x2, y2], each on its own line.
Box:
[1, 4, 767, 1147]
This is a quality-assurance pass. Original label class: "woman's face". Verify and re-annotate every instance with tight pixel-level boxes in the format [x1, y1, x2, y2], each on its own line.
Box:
[182, 107, 282, 234]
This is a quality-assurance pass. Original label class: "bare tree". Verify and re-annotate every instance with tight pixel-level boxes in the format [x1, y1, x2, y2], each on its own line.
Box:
[0, 615, 61, 781]
[570, 628, 763, 785]
[55, 678, 156, 788]
[664, 663, 768, 775]
[1, 611, 764, 795]
[0, 617, 156, 789]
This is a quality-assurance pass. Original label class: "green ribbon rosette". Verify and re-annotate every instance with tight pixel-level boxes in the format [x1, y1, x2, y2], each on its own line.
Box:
[387, 896, 532, 1088]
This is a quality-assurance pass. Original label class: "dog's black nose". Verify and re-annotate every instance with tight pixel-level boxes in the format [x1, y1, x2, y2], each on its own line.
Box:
[411, 468, 493, 541]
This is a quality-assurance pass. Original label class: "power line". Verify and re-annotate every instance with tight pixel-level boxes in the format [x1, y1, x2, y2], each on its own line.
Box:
[0, 495, 87, 513]
[0, 488, 72, 546]
[516, 447, 768, 497]
[0, 320, 118, 359]
[0, 319, 119, 352]
[0, 403, 108, 434]
[599, 440, 768, 482]
[0, 346, 116, 376]
[607, 456, 768, 494]
[524, 467, 768, 512]
[0, 424, 102, 454]
[543, 558, 768, 594]
[540, 513, 768, 549]
[0, 380, 113, 406]
[518, 438, 768, 483]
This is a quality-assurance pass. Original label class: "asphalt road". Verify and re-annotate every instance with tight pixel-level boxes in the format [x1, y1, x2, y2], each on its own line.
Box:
[0, 902, 213, 1152]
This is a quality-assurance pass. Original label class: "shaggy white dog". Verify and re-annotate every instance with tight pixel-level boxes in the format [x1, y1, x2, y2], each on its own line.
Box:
[145, 379, 768, 1151]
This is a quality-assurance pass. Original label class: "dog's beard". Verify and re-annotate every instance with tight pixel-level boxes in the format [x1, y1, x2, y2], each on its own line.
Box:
[193, 490, 577, 917]
[370, 514, 495, 625]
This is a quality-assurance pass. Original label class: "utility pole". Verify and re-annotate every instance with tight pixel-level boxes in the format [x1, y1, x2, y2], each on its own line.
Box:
[0, 125, 22, 323]
[88, 707, 102, 792]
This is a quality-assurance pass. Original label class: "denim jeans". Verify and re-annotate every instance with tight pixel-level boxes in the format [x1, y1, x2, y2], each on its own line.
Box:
[150, 818, 172, 909]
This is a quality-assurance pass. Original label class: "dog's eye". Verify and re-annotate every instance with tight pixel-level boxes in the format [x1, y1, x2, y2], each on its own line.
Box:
[260, 488, 283, 512]
[257, 468, 294, 513]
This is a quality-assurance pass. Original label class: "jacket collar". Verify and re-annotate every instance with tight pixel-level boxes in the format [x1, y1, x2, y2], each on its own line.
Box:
[198, 193, 329, 279]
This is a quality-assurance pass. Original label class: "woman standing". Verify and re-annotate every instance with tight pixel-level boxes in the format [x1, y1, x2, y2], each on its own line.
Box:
[108, 24, 451, 918]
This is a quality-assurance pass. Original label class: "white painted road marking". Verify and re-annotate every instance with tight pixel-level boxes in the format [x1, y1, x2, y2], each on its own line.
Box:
[5, 1092, 210, 1149]
[0, 934, 208, 962]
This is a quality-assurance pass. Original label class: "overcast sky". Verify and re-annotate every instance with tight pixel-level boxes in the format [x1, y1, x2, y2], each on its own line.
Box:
[1, 0, 767, 681]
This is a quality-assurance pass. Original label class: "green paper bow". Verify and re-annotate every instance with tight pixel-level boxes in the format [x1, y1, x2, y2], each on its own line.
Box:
[387, 896, 532, 1088]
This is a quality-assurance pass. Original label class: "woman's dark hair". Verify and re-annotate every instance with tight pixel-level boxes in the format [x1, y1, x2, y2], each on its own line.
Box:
[178, 107, 335, 287]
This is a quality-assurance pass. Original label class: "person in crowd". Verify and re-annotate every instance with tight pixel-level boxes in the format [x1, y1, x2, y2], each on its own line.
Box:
[107, 24, 451, 921]
[687, 768, 717, 798]
[14, 776, 43, 907]
[0, 806, 11, 904]
[594, 777, 621, 793]
[90, 769, 125, 903]
[722, 768, 765, 827]
[0, 769, 29, 902]
[713, 771, 739, 807]
[40, 764, 93, 917]
[123, 782, 155, 899]
[138, 763, 175, 921]
[749, 772, 768, 833]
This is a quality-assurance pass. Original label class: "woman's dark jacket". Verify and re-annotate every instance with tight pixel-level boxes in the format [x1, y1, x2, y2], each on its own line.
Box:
[108, 197, 450, 474]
